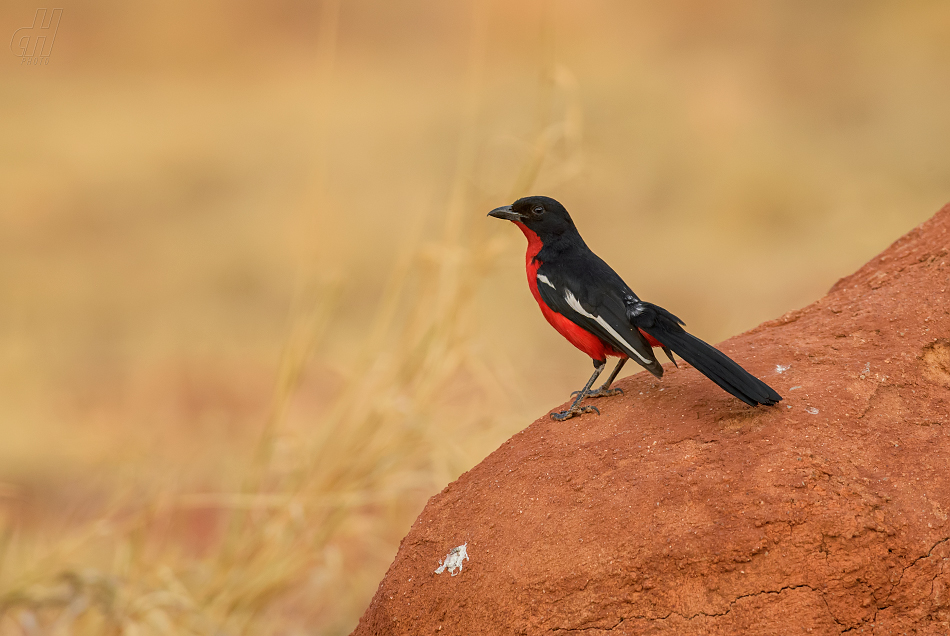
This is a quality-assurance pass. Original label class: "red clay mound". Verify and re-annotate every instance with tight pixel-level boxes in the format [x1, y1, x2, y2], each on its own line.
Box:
[353, 205, 950, 635]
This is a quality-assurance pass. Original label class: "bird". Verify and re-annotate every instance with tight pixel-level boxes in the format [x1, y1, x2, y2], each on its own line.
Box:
[488, 195, 782, 420]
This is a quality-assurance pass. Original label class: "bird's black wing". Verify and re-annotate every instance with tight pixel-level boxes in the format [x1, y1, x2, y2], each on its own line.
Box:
[536, 255, 664, 377]
[627, 300, 782, 406]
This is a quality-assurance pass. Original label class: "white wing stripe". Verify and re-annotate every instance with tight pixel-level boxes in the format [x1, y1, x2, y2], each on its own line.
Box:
[564, 289, 653, 364]
[537, 273, 556, 290]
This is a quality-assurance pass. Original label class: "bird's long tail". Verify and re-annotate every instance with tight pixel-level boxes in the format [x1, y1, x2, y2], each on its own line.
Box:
[626, 299, 782, 406]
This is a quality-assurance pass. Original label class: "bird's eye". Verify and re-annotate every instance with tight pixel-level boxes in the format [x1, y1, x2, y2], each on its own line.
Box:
[533, 206, 544, 215]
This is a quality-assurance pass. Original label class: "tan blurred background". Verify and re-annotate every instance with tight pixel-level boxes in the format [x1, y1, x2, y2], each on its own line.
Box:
[1, 0, 949, 633]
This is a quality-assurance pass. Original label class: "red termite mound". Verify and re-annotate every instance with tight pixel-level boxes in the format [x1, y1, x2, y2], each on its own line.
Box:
[353, 205, 950, 635]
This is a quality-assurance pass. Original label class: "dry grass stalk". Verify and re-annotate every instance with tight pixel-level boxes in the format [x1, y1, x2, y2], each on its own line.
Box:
[0, 0, 586, 633]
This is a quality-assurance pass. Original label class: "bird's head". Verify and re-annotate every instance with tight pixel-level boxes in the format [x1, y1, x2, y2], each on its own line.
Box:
[487, 195, 578, 238]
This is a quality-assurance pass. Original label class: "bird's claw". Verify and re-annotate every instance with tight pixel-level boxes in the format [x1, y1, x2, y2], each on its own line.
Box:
[550, 405, 600, 421]
[589, 387, 624, 398]
[570, 387, 623, 399]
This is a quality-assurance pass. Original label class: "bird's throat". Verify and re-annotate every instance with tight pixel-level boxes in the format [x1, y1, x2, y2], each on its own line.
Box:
[514, 221, 543, 267]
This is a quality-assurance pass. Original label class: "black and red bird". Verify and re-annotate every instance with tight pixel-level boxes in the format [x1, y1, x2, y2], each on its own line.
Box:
[489, 196, 782, 420]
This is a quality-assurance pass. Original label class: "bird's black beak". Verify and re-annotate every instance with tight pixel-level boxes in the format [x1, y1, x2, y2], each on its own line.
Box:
[487, 205, 522, 221]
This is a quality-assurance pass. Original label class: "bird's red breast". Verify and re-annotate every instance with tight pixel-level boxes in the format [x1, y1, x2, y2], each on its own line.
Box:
[514, 221, 624, 361]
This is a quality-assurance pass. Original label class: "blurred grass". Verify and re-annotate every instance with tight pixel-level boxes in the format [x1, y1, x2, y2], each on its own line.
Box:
[1, 0, 950, 633]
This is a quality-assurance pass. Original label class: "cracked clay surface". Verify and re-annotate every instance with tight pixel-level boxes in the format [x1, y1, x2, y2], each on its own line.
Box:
[352, 204, 950, 636]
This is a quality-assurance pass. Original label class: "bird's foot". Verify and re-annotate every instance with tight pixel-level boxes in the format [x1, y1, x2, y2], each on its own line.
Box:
[570, 387, 623, 399]
[550, 404, 600, 421]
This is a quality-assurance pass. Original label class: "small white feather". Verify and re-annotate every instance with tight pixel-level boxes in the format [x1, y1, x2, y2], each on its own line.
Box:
[537, 273, 556, 290]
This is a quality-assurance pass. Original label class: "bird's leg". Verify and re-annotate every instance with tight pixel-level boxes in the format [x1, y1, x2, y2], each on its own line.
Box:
[584, 357, 627, 398]
[552, 360, 606, 421]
